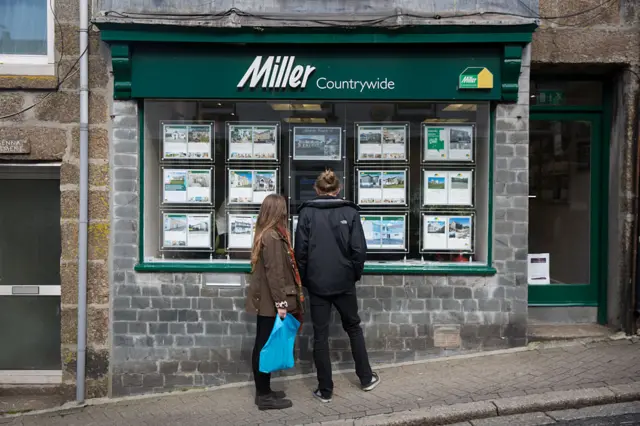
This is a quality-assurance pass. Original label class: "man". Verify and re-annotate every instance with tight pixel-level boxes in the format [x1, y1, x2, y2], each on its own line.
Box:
[294, 169, 380, 403]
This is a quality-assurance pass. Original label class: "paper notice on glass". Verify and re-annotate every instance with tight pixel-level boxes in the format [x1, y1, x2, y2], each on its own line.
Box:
[163, 214, 188, 247]
[292, 216, 299, 247]
[448, 126, 473, 161]
[228, 125, 254, 160]
[527, 253, 550, 285]
[187, 214, 211, 247]
[424, 171, 448, 205]
[361, 215, 382, 249]
[447, 216, 473, 250]
[380, 216, 406, 249]
[187, 125, 212, 159]
[424, 127, 447, 160]
[357, 126, 383, 160]
[358, 171, 383, 204]
[381, 171, 406, 205]
[163, 170, 188, 203]
[163, 125, 188, 159]
[228, 170, 254, 204]
[187, 170, 211, 203]
[381, 126, 406, 160]
[448, 171, 473, 205]
[423, 215, 448, 250]
[252, 126, 277, 160]
[228, 214, 257, 249]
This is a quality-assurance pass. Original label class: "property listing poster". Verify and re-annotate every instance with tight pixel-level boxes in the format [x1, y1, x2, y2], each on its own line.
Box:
[163, 169, 212, 204]
[423, 125, 473, 161]
[358, 170, 407, 205]
[228, 214, 258, 249]
[357, 124, 407, 161]
[228, 124, 278, 160]
[162, 124, 213, 159]
[162, 213, 212, 248]
[228, 169, 277, 204]
[292, 215, 299, 248]
[422, 215, 473, 251]
[423, 170, 473, 206]
[293, 127, 342, 161]
[360, 215, 406, 250]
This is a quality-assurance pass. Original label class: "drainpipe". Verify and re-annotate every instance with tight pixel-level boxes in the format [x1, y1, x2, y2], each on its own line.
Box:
[76, 0, 89, 404]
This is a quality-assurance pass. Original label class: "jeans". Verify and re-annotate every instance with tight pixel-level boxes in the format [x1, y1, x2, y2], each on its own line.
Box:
[309, 291, 373, 392]
[252, 315, 276, 396]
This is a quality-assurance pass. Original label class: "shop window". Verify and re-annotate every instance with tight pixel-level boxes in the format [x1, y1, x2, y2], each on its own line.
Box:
[142, 101, 491, 267]
[0, 0, 56, 75]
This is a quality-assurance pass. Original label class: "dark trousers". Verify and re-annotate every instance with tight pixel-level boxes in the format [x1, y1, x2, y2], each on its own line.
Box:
[252, 315, 276, 396]
[309, 291, 373, 392]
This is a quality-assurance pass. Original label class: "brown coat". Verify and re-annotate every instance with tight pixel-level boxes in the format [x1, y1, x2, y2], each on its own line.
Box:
[246, 229, 299, 317]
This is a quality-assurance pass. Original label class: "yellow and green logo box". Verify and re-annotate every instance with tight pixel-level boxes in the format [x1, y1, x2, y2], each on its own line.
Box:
[459, 67, 494, 89]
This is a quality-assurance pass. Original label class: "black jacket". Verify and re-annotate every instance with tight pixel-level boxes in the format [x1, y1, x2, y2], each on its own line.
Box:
[294, 196, 367, 296]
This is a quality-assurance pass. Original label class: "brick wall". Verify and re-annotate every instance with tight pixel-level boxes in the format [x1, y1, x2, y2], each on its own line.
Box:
[109, 45, 531, 395]
[0, 0, 111, 397]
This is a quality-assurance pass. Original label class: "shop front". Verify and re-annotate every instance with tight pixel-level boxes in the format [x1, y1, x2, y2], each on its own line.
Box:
[100, 24, 535, 395]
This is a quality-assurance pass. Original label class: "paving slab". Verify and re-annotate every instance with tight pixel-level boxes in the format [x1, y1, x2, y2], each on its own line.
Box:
[0, 340, 639, 426]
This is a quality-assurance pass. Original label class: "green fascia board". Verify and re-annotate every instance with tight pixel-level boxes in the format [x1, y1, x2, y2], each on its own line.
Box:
[528, 284, 598, 306]
[135, 262, 497, 276]
[97, 22, 537, 44]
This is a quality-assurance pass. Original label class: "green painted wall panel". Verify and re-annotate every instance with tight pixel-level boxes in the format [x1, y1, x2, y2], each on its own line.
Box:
[130, 45, 503, 100]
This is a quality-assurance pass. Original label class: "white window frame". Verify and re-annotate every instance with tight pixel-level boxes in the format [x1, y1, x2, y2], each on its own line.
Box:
[0, 0, 56, 76]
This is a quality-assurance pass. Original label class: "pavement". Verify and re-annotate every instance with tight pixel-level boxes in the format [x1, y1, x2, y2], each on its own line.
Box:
[1, 338, 640, 426]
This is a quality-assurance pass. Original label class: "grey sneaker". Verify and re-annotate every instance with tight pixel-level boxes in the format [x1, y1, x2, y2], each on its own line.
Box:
[313, 389, 332, 403]
[362, 372, 381, 391]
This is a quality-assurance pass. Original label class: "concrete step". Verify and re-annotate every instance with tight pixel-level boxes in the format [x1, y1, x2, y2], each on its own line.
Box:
[528, 323, 614, 342]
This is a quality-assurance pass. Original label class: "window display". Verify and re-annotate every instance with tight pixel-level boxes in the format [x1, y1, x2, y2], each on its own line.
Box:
[227, 122, 279, 160]
[143, 101, 489, 265]
[162, 123, 213, 160]
[356, 123, 408, 161]
[162, 169, 212, 204]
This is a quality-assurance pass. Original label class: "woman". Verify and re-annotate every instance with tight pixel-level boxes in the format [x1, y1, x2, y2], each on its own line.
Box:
[246, 194, 304, 410]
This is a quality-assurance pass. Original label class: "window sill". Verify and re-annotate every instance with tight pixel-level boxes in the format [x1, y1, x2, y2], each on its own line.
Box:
[134, 260, 496, 276]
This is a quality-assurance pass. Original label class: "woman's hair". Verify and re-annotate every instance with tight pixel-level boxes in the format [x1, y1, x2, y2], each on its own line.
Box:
[314, 169, 341, 194]
[250, 194, 288, 268]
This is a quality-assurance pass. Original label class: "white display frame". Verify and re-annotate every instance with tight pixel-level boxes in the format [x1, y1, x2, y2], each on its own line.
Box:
[354, 122, 409, 162]
[291, 215, 299, 248]
[227, 167, 279, 206]
[161, 121, 214, 161]
[421, 123, 475, 163]
[160, 211, 213, 251]
[292, 126, 343, 161]
[227, 212, 259, 251]
[355, 168, 409, 207]
[420, 213, 475, 254]
[422, 169, 474, 207]
[161, 167, 213, 206]
[226, 121, 280, 162]
[360, 212, 410, 253]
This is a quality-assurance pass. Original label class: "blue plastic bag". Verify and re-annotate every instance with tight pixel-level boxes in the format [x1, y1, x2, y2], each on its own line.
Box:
[259, 314, 301, 374]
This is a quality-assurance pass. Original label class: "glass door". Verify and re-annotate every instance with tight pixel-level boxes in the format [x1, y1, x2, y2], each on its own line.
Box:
[0, 168, 61, 371]
[528, 114, 604, 306]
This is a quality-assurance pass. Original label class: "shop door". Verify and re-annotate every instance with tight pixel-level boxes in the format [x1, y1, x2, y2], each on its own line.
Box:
[528, 114, 604, 308]
[0, 166, 61, 380]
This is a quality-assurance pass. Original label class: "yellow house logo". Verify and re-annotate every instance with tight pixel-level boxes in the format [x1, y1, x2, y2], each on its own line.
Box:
[459, 67, 493, 89]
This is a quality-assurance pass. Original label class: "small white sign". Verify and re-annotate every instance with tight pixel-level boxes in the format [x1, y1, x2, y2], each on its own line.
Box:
[527, 253, 550, 285]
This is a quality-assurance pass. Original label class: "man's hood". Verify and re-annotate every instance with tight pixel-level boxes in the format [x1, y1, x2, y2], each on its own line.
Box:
[297, 195, 360, 213]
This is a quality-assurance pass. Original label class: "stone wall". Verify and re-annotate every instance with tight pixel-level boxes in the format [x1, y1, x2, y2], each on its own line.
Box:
[109, 47, 531, 395]
[0, 0, 111, 397]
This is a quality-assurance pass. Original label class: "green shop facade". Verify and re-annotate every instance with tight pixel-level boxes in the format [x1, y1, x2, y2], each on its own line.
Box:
[100, 23, 570, 396]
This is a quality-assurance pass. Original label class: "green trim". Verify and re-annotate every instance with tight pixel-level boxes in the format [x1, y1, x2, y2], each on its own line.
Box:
[487, 105, 495, 266]
[598, 81, 612, 325]
[112, 44, 132, 100]
[97, 23, 537, 45]
[134, 261, 497, 275]
[138, 100, 145, 263]
[530, 105, 603, 113]
[501, 45, 522, 102]
[528, 112, 605, 307]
